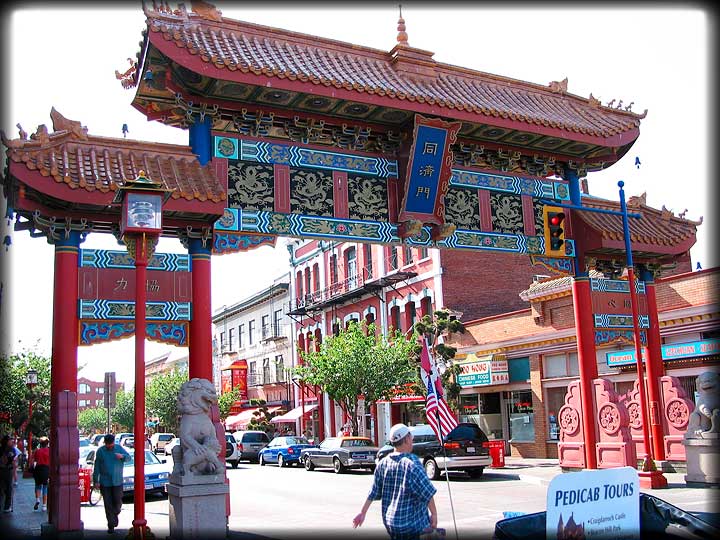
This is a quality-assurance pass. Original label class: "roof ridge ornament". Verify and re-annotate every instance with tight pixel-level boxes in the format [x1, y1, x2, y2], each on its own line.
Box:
[191, 0, 222, 22]
[548, 77, 568, 94]
[397, 4, 409, 46]
[50, 107, 89, 140]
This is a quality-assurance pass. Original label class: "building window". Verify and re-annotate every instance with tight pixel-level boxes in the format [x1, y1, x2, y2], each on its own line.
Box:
[249, 320, 255, 345]
[330, 254, 338, 284]
[507, 390, 534, 442]
[98, 387, 104, 394]
[96, 400, 103, 407]
[363, 244, 373, 279]
[263, 358, 271, 384]
[332, 321, 340, 337]
[421, 296, 433, 318]
[248, 362, 257, 386]
[275, 355, 285, 382]
[79, 400, 87, 407]
[419, 246, 429, 260]
[305, 268, 311, 297]
[404, 245, 414, 265]
[542, 352, 579, 378]
[390, 306, 401, 333]
[228, 327, 235, 351]
[220, 332, 226, 350]
[261, 315, 270, 339]
[312, 263, 320, 292]
[238, 324, 245, 348]
[406, 301, 417, 329]
[273, 309, 283, 336]
[296, 270, 303, 298]
[387, 246, 399, 271]
[545, 387, 566, 440]
[346, 247, 357, 288]
[79, 383, 91, 394]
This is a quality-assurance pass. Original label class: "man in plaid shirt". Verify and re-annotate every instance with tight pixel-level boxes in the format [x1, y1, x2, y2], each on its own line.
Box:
[353, 424, 437, 539]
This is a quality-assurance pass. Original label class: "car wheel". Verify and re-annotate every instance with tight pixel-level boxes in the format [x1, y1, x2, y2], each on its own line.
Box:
[467, 467, 484, 479]
[278, 455, 285, 468]
[230, 460, 239, 469]
[424, 459, 440, 480]
[304, 457, 315, 471]
[333, 458, 345, 474]
[259, 454, 265, 466]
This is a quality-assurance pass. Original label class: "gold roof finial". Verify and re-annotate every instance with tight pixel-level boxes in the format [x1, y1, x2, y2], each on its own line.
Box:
[397, 4, 409, 46]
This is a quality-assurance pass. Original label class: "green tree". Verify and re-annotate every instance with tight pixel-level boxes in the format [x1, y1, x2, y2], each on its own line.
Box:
[145, 368, 188, 434]
[218, 387, 241, 422]
[413, 308, 466, 411]
[246, 399, 280, 434]
[112, 389, 135, 432]
[78, 407, 108, 435]
[295, 322, 416, 436]
[0, 350, 51, 438]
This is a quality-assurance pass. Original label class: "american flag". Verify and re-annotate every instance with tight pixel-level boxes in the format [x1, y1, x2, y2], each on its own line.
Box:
[421, 339, 458, 441]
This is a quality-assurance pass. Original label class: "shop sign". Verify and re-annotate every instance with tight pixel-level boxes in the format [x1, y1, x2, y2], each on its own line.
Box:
[606, 338, 720, 367]
[458, 354, 509, 387]
[546, 467, 639, 539]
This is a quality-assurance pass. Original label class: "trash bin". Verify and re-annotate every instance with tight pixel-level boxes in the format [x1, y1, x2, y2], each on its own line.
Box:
[78, 467, 92, 504]
[493, 493, 720, 539]
[483, 440, 505, 468]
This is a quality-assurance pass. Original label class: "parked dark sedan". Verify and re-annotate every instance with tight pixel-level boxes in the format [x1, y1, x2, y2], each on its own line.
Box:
[300, 436, 378, 474]
[259, 436, 315, 467]
[375, 423, 491, 479]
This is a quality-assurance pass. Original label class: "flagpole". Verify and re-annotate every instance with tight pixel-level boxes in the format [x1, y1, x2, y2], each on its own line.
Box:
[425, 337, 459, 540]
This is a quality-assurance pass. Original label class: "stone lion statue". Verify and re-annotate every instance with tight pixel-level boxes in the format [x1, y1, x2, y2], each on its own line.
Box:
[685, 371, 720, 439]
[175, 378, 223, 475]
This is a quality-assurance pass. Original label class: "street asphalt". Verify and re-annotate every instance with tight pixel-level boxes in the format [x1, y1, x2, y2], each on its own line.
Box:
[0, 456, 720, 540]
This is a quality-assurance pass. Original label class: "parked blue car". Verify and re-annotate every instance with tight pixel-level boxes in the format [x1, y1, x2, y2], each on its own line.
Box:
[258, 436, 315, 467]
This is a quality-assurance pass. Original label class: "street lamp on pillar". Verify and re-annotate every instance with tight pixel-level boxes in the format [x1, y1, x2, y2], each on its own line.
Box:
[24, 368, 38, 478]
[618, 180, 667, 490]
[113, 170, 172, 539]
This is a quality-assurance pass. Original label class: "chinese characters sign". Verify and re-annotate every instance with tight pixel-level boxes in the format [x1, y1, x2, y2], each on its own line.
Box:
[399, 114, 461, 226]
[457, 354, 510, 387]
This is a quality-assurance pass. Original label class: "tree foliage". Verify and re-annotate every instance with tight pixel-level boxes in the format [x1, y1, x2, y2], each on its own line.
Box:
[413, 308, 466, 411]
[218, 387, 241, 422]
[295, 322, 416, 436]
[0, 350, 51, 437]
[112, 389, 135, 432]
[246, 399, 281, 434]
[145, 368, 188, 434]
[78, 407, 108, 435]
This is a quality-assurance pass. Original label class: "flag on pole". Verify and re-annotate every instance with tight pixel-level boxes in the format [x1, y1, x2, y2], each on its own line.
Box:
[420, 338, 457, 440]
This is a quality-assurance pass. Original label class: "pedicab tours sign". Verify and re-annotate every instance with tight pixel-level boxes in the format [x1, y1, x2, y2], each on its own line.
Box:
[546, 467, 640, 539]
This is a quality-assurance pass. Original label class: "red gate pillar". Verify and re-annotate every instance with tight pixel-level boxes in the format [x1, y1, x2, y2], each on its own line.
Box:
[572, 275, 599, 469]
[188, 238, 213, 381]
[47, 232, 82, 535]
[640, 265, 667, 462]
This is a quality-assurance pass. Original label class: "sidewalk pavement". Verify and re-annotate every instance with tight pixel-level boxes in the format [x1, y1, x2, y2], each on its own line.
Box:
[2, 459, 717, 538]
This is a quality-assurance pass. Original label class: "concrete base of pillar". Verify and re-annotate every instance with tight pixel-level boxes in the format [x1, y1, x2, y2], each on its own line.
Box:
[41, 521, 84, 540]
[683, 437, 720, 487]
[168, 473, 228, 540]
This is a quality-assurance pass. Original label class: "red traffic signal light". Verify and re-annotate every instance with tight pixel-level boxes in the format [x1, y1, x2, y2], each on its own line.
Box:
[543, 207, 566, 256]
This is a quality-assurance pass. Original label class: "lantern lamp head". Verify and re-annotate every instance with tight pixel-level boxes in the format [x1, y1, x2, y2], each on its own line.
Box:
[113, 170, 173, 236]
[25, 368, 38, 387]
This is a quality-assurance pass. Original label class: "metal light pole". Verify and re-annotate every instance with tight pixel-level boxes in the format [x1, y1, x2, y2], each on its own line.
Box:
[618, 180, 667, 489]
[24, 368, 38, 477]
[114, 171, 171, 538]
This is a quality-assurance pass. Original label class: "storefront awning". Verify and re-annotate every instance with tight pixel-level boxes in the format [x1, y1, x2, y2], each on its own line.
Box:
[226, 406, 282, 430]
[270, 404, 318, 423]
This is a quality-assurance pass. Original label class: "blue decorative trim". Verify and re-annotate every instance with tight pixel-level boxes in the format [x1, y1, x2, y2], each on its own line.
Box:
[79, 320, 189, 346]
[593, 314, 650, 329]
[79, 300, 191, 321]
[214, 208, 240, 231]
[147, 322, 188, 346]
[590, 277, 645, 294]
[595, 329, 647, 346]
[529, 255, 575, 276]
[214, 136, 398, 177]
[450, 169, 570, 201]
[80, 249, 190, 272]
[213, 232, 277, 254]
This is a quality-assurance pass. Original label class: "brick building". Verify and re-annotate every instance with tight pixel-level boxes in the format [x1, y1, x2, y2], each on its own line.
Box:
[77, 376, 124, 411]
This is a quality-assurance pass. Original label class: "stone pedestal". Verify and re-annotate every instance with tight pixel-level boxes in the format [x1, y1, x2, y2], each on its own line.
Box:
[168, 473, 229, 539]
[683, 436, 720, 487]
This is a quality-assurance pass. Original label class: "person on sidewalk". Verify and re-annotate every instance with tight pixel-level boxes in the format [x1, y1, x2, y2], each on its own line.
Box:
[92, 434, 130, 533]
[353, 423, 438, 539]
[0, 435, 18, 512]
[31, 437, 50, 511]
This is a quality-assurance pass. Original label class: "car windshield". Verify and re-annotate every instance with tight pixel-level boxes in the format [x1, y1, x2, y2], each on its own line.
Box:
[159, 435, 173, 441]
[284, 437, 309, 445]
[79, 439, 90, 447]
[341, 439, 373, 447]
[123, 450, 161, 467]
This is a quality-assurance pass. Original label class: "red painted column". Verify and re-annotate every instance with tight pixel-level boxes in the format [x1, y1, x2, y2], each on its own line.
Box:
[571, 275, 598, 469]
[48, 232, 82, 533]
[132, 235, 149, 538]
[189, 239, 213, 381]
[640, 267, 667, 461]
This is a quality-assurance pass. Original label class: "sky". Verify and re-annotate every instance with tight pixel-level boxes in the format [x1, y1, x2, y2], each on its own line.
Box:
[0, 3, 714, 387]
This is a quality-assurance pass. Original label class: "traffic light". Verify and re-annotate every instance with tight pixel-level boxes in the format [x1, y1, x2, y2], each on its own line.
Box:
[543, 206, 566, 256]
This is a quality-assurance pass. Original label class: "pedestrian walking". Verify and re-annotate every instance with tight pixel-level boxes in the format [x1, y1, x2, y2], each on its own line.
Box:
[353, 423, 438, 539]
[92, 434, 130, 533]
[0, 435, 18, 513]
[31, 437, 50, 511]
